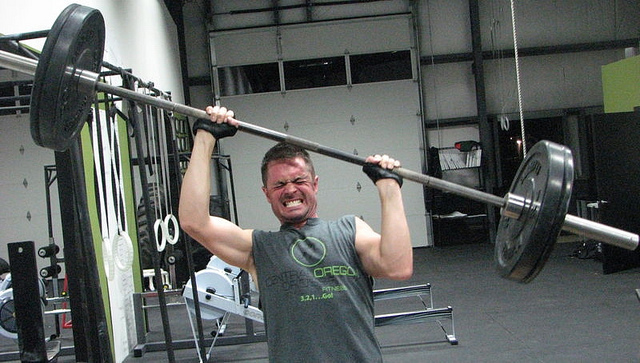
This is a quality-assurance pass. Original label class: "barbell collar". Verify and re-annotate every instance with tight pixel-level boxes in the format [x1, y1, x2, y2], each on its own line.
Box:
[502, 192, 526, 220]
[73, 68, 100, 96]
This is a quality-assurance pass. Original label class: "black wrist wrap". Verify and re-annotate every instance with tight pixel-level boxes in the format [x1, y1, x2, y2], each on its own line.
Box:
[362, 163, 403, 187]
[192, 118, 238, 139]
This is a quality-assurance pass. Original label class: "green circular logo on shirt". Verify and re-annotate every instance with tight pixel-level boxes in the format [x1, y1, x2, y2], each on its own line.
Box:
[291, 237, 326, 267]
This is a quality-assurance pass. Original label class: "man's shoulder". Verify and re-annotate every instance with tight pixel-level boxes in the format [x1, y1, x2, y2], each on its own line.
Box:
[327, 215, 357, 231]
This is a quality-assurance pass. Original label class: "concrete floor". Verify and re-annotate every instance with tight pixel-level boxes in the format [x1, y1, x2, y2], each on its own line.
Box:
[1, 241, 639, 362]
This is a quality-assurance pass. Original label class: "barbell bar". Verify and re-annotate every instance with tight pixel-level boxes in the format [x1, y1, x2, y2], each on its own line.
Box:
[0, 4, 637, 284]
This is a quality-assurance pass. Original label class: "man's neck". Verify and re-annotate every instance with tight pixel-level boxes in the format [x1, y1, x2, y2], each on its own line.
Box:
[283, 216, 318, 229]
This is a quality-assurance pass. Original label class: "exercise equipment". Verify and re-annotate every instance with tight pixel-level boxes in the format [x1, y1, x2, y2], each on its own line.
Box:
[183, 257, 457, 360]
[90, 104, 134, 279]
[495, 141, 573, 281]
[144, 103, 180, 253]
[7, 241, 60, 362]
[0, 275, 17, 340]
[28, 3, 105, 152]
[0, 4, 638, 284]
[182, 256, 261, 361]
[43, 165, 72, 340]
[54, 140, 113, 362]
[183, 256, 260, 322]
[373, 284, 456, 345]
[120, 76, 176, 361]
[0, 274, 48, 341]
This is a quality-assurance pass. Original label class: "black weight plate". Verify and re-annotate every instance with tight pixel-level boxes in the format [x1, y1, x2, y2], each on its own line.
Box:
[30, 4, 105, 151]
[495, 140, 574, 283]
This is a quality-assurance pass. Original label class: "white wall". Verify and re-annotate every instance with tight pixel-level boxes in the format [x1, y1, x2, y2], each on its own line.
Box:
[0, 102, 57, 256]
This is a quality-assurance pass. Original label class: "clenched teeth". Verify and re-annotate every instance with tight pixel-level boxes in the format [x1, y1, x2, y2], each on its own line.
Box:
[284, 199, 302, 207]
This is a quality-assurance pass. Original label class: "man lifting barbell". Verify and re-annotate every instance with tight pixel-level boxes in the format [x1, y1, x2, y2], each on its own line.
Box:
[179, 106, 413, 362]
[0, 4, 636, 284]
[0, 3, 637, 362]
[0, 3, 636, 280]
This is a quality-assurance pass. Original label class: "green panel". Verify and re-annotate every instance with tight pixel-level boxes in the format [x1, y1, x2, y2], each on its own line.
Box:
[602, 55, 640, 113]
[79, 95, 144, 359]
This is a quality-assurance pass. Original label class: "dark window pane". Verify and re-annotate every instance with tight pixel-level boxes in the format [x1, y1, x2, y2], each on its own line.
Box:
[0, 83, 12, 98]
[284, 57, 346, 90]
[19, 83, 32, 95]
[350, 50, 412, 84]
[219, 62, 280, 96]
[0, 82, 31, 111]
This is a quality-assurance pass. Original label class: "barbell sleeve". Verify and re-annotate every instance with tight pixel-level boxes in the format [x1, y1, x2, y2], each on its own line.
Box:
[563, 214, 639, 251]
[0, 50, 37, 75]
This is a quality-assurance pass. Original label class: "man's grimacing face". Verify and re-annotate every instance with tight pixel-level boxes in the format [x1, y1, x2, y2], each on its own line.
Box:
[261, 157, 319, 227]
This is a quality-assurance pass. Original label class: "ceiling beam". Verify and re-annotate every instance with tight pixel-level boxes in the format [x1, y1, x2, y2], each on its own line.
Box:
[422, 38, 640, 65]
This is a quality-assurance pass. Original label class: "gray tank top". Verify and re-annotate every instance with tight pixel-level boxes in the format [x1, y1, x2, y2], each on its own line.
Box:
[253, 216, 382, 362]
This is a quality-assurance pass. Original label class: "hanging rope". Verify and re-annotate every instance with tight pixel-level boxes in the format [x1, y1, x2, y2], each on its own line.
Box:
[490, 0, 511, 131]
[425, 0, 443, 148]
[509, 0, 527, 156]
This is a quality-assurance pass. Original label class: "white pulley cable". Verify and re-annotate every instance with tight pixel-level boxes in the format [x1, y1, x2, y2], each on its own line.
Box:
[91, 108, 115, 280]
[145, 100, 169, 252]
[154, 218, 168, 253]
[499, 114, 510, 131]
[99, 105, 121, 278]
[157, 105, 179, 245]
[165, 112, 183, 246]
[108, 105, 134, 271]
[164, 214, 179, 245]
[112, 231, 134, 271]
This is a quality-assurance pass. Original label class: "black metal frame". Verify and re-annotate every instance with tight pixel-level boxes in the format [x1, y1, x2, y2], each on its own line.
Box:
[55, 140, 113, 362]
[7, 241, 52, 361]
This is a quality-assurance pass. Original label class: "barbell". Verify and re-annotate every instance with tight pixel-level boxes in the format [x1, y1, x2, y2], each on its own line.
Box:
[0, 4, 637, 283]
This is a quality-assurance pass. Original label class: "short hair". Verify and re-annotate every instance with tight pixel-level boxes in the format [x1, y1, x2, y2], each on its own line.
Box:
[261, 142, 315, 186]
